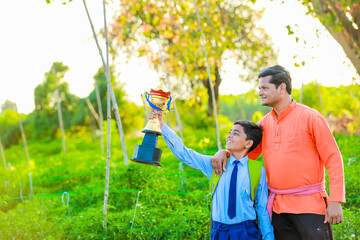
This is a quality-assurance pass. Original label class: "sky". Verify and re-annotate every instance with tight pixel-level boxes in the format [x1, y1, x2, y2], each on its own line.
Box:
[0, 0, 358, 114]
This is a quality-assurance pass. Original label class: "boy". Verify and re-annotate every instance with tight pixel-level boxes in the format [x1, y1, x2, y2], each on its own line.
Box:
[150, 110, 274, 240]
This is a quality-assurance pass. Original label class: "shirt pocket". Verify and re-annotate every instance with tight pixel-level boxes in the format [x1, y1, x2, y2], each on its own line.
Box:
[283, 135, 301, 152]
[241, 188, 254, 207]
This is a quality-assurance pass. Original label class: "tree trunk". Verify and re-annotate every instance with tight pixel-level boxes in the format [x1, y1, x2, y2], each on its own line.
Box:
[102, 0, 112, 229]
[86, 97, 100, 127]
[54, 68, 66, 154]
[316, 81, 325, 115]
[156, 37, 184, 140]
[96, 85, 104, 154]
[109, 85, 128, 165]
[83, 0, 128, 166]
[141, 93, 149, 121]
[203, 66, 222, 117]
[16, 105, 30, 166]
[104, 63, 111, 229]
[194, 0, 222, 150]
[0, 137, 7, 169]
[29, 172, 33, 200]
[311, 0, 360, 75]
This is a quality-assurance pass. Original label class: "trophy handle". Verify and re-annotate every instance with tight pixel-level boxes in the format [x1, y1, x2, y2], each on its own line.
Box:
[144, 92, 172, 113]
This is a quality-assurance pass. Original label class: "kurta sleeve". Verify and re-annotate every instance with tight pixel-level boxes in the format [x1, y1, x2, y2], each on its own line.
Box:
[312, 114, 345, 202]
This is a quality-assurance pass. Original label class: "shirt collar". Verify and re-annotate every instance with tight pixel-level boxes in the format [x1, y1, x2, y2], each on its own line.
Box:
[271, 99, 297, 121]
[229, 154, 248, 166]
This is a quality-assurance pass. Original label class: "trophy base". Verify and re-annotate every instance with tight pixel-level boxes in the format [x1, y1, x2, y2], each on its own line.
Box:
[142, 129, 162, 135]
[130, 159, 162, 167]
[131, 145, 162, 167]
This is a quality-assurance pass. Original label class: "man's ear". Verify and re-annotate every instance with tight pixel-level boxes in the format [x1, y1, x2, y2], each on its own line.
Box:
[280, 83, 287, 94]
[245, 139, 253, 150]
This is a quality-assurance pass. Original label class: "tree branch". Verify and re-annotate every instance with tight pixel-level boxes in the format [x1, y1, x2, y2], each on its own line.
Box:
[82, 0, 128, 166]
[86, 97, 100, 127]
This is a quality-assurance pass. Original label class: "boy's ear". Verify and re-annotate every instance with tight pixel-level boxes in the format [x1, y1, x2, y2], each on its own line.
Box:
[245, 139, 253, 150]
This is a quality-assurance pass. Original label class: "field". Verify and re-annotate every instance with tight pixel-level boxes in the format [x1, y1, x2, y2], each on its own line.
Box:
[0, 125, 359, 239]
[1, 0, 359, 238]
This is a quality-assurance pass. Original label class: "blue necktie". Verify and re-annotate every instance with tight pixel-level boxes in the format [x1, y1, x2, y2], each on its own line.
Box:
[228, 160, 239, 219]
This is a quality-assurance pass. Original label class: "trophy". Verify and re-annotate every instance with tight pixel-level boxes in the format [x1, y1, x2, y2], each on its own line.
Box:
[130, 77, 172, 167]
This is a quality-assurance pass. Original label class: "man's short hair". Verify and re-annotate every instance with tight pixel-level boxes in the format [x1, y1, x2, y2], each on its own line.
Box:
[258, 65, 292, 94]
[234, 120, 263, 153]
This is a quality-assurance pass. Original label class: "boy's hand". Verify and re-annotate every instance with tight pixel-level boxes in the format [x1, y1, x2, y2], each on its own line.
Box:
[149, 109, 164, 128]
[211, 150, 228, 176]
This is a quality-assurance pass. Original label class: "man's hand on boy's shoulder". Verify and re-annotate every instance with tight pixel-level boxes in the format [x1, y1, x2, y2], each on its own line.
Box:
[211, 150, 228, 176]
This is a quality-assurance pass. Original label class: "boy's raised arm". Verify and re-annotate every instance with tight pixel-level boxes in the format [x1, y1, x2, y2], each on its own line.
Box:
[150, 109, 213, 178]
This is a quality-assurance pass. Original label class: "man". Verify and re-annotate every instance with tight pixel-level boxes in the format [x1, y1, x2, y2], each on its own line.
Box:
[211, 65, 345, 240]
[150, 109, 274, 239]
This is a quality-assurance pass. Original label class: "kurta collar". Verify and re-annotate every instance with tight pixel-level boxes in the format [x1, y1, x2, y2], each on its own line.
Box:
[229, 154, 248, 166]
[271, 99, 297, 121]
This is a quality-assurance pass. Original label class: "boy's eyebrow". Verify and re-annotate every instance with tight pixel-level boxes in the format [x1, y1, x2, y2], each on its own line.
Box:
[232, 129, 241, 133]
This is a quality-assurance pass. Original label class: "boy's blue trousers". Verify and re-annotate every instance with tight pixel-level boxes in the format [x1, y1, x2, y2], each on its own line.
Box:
[211, 220, 261, 240]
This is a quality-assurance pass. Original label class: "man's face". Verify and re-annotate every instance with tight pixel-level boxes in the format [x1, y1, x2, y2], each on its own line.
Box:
[258, 76, 281, 107]
[226, 124, 249, 153]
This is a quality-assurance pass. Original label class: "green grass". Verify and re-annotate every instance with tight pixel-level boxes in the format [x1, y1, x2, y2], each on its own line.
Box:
[0, 130, 358, 239]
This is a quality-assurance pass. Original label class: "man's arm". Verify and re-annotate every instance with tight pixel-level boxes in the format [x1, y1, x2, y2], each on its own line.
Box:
[210, 144, 262, 177]
[210, 150, 228, 176]
[248, 120, 264, 160]
[248, 141, 262, 160]
[312, 114, 345, 225]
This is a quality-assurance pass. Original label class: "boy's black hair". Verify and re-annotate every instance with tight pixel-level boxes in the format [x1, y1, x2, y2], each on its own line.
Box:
[234, 120, 263, 153]
[258, 65, 292, 94]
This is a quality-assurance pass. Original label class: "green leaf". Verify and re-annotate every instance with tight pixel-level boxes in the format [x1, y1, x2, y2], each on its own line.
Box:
[286, 25, 294, 35]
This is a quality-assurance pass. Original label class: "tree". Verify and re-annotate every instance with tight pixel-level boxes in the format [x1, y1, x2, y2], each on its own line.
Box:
[53, 64, 67, 153]
[1, 100, 16, 113]
[110, 0, 276, 116]
[0, 109, 20, 148]
[87, 67, 144, 135]
[302, 0, 360, 75]
[34, 62, 79, 139]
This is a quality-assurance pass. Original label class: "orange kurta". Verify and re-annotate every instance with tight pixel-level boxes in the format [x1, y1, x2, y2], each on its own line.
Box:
[249, 100, 345, 215]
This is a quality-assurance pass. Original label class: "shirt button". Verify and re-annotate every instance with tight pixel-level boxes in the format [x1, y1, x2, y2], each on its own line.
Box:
[276, 134, 279, 136]
[277, 122, 279, 125]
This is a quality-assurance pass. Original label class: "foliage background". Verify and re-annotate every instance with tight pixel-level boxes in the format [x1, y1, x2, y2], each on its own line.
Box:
[0, 79, 359, 239]
[0, 0, 359, 239]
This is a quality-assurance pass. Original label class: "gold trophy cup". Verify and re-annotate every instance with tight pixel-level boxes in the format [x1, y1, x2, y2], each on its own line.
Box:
[142, 88, 171, 134]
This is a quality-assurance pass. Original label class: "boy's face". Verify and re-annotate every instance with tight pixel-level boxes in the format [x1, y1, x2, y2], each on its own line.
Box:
[226, 124, 249, 153]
